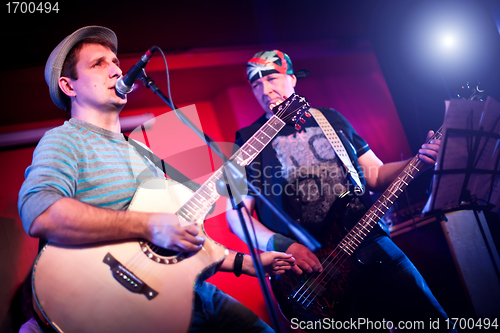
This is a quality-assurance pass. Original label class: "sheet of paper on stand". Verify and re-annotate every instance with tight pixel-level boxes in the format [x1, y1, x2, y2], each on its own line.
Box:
[423, 96, 500, 214]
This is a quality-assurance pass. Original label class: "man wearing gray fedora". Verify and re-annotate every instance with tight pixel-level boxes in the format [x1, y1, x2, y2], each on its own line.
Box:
[18, 26, 294, 333]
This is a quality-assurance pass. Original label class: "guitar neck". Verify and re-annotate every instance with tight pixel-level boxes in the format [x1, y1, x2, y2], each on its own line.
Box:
[339, 127, 443, 255]
[176, 116, 286, 222]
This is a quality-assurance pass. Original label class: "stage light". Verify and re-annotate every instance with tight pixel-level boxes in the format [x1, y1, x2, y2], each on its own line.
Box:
[441, 34, 456, 50]
[400, 0, 493, 91]
[432, 29, 464, 64]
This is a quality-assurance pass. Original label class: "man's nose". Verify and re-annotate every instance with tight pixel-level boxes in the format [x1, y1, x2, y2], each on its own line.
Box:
[109, 62, 123, 78]
[262, 80, 273, 95]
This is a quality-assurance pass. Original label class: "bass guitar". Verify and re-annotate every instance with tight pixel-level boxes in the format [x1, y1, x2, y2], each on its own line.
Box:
[271, 127, 443, 323]
[32, 93, 311, 333]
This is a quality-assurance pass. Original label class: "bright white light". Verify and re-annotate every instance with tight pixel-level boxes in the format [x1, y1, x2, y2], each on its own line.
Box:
[436, 31, 461, 55]
[403, 0, 488, 84]
[442, 34, 456, 49]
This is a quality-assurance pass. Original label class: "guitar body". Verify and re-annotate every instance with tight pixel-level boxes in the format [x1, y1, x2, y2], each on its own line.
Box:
[32, 179, 228, 333]
[271, 249, 361, 323]
[271, 192, 364, 324]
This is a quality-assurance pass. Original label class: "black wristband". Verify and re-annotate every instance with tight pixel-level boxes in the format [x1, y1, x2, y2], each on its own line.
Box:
[234, 252, 245, 277]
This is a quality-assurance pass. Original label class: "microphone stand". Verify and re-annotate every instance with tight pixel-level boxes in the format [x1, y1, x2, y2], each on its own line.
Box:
[138, 70, 320, 332]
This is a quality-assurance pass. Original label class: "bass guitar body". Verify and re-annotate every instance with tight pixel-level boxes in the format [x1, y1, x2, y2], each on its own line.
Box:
[32, 179, 228, 333]
[271, 192, 364, 324]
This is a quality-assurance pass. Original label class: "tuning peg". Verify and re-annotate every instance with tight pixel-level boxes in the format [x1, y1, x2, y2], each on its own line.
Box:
[300, 117, 306, 124]
[295, 124, 301, 131]
[304, 112, 311, 118]
[269, 104, 275, 110]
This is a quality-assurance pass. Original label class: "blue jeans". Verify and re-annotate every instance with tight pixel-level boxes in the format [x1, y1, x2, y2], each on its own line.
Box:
[190, 281, 274, 333]
[350, 235, 455, 332]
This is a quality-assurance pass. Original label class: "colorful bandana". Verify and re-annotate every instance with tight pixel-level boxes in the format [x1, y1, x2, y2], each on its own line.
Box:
[247, 50, 294, 83]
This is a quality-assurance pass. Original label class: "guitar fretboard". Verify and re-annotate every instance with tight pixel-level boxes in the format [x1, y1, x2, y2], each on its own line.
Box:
[338, 128, 443, 255]
[176, 116, 286, 222]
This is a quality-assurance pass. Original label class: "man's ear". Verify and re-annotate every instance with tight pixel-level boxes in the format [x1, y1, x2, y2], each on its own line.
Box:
[288, 74, 297, 88]
[58, 77, 76, 98]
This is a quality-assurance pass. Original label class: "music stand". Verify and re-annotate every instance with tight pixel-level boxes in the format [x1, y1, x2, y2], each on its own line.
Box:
[423, 97, 500, 318]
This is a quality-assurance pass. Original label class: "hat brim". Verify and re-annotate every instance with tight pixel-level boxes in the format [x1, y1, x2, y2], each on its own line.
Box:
[45, 26, 117, 111]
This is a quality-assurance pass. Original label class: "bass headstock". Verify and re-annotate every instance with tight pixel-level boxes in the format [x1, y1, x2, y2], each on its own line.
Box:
[271, 93, 311, 130]
[455, 80, 488, 101]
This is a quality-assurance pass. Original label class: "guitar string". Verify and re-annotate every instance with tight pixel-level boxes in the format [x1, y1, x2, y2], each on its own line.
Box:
[122, 95, 310, 276]
[126, 96, 305, 270]
[293, 166, 413, 306]
[292, 128, 443, 306]
[291, 213, 376, 307]
[174, 96, 305, 224]
[172, 97, 304, 223]
[295, 159, 420, 306]
[171, 97, 305, 226]
[295, 126, 444, 300]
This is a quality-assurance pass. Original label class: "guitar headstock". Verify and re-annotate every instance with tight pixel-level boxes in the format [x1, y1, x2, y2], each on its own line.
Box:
[272, 93, 311, 130]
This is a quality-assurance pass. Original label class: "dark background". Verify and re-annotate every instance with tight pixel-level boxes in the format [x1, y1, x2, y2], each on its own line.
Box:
[2, 0, 500, 152]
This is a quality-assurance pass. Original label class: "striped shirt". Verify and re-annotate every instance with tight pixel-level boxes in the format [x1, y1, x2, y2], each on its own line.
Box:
[18, 118, 163, 234]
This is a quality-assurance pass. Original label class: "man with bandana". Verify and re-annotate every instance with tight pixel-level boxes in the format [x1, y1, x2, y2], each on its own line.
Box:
[226, 50, 455, 332]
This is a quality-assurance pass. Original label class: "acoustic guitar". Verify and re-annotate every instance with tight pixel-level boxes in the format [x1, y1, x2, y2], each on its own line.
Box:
[32, 93, 311, 333]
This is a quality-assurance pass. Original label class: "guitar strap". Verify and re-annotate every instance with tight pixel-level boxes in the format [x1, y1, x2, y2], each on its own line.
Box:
[124, 135, 202, 193]
[309, 108, 364, 192]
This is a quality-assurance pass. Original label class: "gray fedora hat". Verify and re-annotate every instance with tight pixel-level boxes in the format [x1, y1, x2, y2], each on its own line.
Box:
[45, 26, 118, 111]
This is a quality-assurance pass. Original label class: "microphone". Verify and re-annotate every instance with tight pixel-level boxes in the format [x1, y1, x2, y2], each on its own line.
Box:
[115, 46, 157, 95]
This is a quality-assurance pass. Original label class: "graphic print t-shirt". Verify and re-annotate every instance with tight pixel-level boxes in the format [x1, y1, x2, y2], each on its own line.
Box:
[272, 126, 350, 226]
[235, 108, 374, 239]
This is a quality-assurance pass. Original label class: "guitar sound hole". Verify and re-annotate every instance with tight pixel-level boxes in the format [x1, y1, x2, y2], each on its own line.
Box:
[138, 240, 187, 265]
[147, 243, 179, 257]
